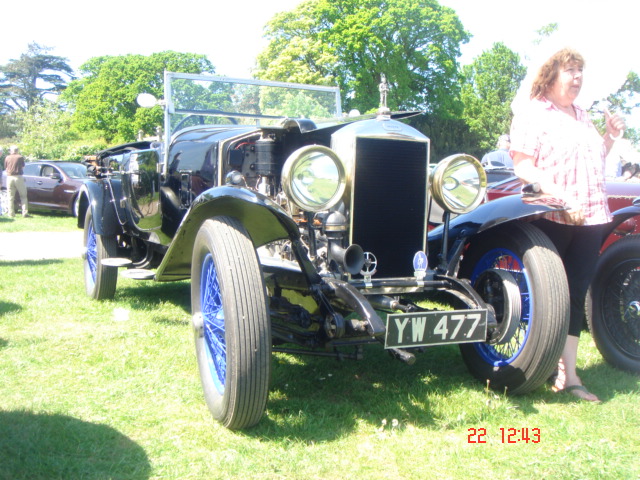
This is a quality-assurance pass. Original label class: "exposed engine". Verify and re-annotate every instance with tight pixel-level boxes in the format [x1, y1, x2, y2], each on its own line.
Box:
[222, 130, 361, 280]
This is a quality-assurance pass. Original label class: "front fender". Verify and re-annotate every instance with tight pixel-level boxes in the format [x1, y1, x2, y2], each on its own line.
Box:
[155, 186, 300, 281]
[602, 197, 640, 249]
[77, 180, 122, 236]
[428, 194, 563, 266]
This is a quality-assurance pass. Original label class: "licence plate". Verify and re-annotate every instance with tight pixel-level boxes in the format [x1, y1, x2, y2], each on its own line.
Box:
[385, 309, 488, 348]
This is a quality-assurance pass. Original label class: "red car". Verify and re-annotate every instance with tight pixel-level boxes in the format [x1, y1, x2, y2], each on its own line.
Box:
[1, 161, 88, 216]
[486, 174, 640, 373]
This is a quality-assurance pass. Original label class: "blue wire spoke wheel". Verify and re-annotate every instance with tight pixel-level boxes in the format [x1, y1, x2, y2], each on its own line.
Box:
[191, 216, 271, 430]
[201, 253, 227, 394]
[459, 222, 569, 395]
[470, 247, 531, 365]
[83, 208, 117, 300]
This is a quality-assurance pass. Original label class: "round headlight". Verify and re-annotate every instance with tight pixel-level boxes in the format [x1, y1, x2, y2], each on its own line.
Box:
[282, 146, 346, 212]
[430, 154, 487, 214]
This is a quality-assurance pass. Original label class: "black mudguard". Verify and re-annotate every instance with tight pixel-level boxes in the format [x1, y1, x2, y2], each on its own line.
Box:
[77, 180, 124, 236]
[428, 194, 564, 269]
[154, 186, 302, 281]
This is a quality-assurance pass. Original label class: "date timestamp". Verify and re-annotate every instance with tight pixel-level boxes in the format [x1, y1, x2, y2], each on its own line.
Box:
[467, 427, 541, 444]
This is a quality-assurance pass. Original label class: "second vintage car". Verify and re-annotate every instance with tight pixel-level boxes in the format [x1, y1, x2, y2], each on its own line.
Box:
[77, 72, 573, 429]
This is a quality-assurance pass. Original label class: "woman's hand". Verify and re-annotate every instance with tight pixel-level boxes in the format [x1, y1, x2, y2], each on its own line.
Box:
[563, 205, 585, 225]
[605, 108, 626, 140]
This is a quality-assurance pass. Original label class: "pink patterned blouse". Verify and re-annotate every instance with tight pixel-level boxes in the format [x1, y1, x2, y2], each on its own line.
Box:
[509, 98, 611, 225]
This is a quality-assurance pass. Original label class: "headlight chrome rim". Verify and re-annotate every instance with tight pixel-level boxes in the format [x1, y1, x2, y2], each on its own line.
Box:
[282, 145, 347, 212]
[430, 154, 487, 214]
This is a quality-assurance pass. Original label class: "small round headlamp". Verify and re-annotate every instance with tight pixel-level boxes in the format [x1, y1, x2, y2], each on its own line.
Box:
[282, 145, 346, 212]
[430, 154, 487, 214]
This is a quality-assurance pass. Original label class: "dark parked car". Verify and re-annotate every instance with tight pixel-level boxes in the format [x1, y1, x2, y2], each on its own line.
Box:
[1, 161, 88, 216]
[78, 73, 575, 429]
[487, 174, 640, 373]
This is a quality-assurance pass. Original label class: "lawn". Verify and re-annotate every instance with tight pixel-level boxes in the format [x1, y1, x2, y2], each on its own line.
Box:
[1, 223, 639, 479]
[0, 212, 78, 233]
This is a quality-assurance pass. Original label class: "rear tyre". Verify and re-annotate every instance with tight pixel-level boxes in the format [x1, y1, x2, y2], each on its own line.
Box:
[459, 222, 569, 394]
[83, 209, 118, 300]
[587, 234, 640, 373]
[191, 216, 271, 430]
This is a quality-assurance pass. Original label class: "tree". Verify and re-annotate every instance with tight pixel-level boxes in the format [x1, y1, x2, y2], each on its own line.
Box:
[255, 0, 469, 117]
[63, 51, 215, 143]
[14, 100, 74, 159]
[11, 100, 106, 161]
[590, 72, 640, 145]
[0, 43, 74, 112]
[0, 112, 18, 139]
[460, 43, 526, 155]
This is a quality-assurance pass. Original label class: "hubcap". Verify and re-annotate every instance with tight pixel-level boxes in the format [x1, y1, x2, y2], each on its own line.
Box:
[624, 301, 640, 323]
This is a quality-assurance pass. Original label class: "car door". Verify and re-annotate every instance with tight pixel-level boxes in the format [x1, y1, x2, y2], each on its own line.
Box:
[36, 164, 65, 209]
[22, 163, 46, 207]
[121, 149, 162, 232]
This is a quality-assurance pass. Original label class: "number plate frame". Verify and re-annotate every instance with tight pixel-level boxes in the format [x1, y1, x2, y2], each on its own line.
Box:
[384, 309, 488, 348]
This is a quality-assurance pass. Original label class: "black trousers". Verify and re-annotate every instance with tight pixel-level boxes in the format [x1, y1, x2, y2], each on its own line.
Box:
[532, 219, 605, 337]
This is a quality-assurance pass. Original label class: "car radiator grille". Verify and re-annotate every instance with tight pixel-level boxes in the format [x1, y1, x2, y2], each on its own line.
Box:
[350, 137, 428, 278]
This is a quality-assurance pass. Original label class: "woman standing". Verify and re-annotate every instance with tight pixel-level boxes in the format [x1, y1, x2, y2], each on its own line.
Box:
[510, 48, 625, 402]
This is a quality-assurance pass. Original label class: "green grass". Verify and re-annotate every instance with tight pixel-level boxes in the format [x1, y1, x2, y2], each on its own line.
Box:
[1, 250, 639, 478]
[0, 212, 77, 232]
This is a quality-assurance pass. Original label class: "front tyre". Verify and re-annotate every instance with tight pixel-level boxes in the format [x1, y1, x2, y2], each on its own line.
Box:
[191, 216, 271, 430]
[83, 209, 118, 300]
[587, 234, 640, 373]
[459, 222, 569, 394]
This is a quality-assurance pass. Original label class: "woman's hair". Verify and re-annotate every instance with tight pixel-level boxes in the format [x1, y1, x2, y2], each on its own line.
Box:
[530, 48, 585, 100]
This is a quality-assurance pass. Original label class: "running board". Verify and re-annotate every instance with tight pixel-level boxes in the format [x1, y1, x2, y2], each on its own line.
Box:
[120, 269, 155, 280]
[102, 258, 133, 267]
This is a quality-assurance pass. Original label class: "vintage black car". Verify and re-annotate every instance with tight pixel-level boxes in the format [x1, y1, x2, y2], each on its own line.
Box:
[77, 73, 572, 429]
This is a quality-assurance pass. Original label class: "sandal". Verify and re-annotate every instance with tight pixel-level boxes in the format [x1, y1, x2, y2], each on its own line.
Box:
[553, 384, 601, 403]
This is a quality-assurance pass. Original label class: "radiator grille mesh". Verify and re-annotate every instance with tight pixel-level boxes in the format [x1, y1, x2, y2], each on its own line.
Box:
[351, 138, 428, 278]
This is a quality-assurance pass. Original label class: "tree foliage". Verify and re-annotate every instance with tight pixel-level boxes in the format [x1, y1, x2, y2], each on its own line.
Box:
[12, 100, 107, 161]
[460, 42, 526, 155]
[590, 71, 640, 145]
[255, 0, 469, 117]
[0, 43, 74, 113]
[63, 51, 215, 143]
[14, 100, 73, 159]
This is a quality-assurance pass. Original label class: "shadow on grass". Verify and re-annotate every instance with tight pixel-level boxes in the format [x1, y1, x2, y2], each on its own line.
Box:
[0, 411, 151, 480]
[0, 301, 21, 351]
[0, 259, 64, 267]
[0, 301, 21, 317]
[117, 281, 191, 316]
[244, 343, 549, 442]
[554, 361, 639, 403]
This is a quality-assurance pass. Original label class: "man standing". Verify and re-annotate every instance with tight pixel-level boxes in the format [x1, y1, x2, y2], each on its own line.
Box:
[481, 135, 514, 168]
[4, 145, 29, 218]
